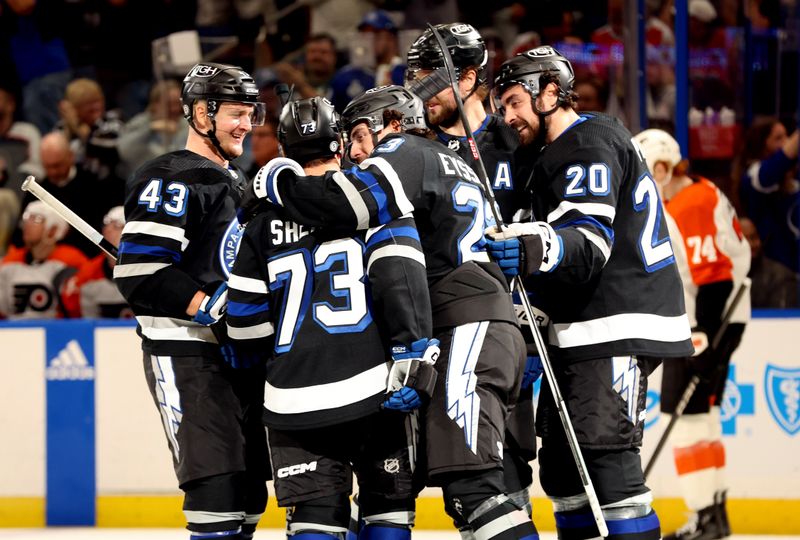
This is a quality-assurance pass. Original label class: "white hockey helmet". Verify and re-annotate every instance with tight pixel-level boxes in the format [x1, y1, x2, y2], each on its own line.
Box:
[633, 129, 682, 174]
[22, 201, 69, 241]
[103, 206, 125, 227]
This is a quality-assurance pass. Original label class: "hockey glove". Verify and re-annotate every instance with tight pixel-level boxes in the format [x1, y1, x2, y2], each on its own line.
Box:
[383, 338, 440, 412]
[688, 330, 716, 381]
[238, 157, 305, 224]
[193, 283, 228, 326]
[484, 222, 562, 278]
[521, 355, 543, 391]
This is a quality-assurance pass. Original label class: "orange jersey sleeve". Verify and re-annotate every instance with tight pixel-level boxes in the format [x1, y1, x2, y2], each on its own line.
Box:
[665, 179, 733, 287]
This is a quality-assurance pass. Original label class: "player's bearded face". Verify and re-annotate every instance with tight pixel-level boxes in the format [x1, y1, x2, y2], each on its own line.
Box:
[500, 86, 539, 146]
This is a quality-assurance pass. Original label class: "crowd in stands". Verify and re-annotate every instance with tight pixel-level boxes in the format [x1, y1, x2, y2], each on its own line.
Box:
[0, 0, 797, 319]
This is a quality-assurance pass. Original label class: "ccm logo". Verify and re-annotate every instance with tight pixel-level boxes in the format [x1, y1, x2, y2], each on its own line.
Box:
[277, 461, 318, 478]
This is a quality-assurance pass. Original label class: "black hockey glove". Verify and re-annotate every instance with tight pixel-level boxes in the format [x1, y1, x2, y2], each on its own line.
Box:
[383, 338, 440, 412]
[688, 330, 716, 381]
[238, 157, 305, 224]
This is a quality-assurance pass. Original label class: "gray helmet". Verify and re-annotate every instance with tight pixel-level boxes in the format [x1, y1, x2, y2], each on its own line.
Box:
[278, 96, 341, 164]
[181, 62, 266, 125]
[493, 46, 575, 106]
[406, 23, 488, 85]
[342, 85, 426, 136]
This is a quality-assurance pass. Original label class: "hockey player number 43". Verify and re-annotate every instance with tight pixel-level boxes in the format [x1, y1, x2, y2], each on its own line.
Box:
[138, 178, 188, 217]
[267, 238, 371, 353]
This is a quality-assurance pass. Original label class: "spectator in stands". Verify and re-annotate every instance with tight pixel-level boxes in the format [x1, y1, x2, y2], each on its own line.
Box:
[737, 117, 800, 273]
[118, 79, 187, 178]
[0, 157, 20, 256]
[0, 86, 43, 194]
[61, 205, 130, 318]
[247, 117, 280, 178]
[15, 131, 106, 257]
[0, 200, 87, 319]
[740, 216, 799, 308]
[274, 33, 338, 100]
[574, 75, 609, 113]
[57, 78, 124, 182]
[0, 0, 73, 134]
[329, 10, 405, 111]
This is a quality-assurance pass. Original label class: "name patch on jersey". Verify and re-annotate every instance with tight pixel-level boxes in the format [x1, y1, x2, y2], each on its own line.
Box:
[270, 219, 311, 246]
[219, 217, 244, 278]
[438, 152, 480, 183]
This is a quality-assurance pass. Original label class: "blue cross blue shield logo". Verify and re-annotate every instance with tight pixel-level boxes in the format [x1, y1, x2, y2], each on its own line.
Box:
[764, 365, 800, 436]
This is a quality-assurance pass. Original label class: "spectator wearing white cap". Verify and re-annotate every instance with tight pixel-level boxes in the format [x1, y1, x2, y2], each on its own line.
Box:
[0, 201, 88, 319]
[61, 205, 131, 318]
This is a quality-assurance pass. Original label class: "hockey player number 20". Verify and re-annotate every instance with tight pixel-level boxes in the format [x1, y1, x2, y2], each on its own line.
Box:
[268, 238, 371, 353]
[633, 175, 675, 272]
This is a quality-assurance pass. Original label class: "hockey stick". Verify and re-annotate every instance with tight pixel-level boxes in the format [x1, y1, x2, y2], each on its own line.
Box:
[426, 25, 609, 537]
[643, 278, 750, 480]
[21, 175, 119, 259]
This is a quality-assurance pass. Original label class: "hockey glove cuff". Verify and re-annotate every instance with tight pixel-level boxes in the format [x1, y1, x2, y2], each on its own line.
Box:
[384, 338, 440, 412]
[238, 157, 304, 223]
[193, 283, 228, 326]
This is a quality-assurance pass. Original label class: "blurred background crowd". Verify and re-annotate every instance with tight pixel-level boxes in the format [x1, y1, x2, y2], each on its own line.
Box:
[1, 0, 798, 319]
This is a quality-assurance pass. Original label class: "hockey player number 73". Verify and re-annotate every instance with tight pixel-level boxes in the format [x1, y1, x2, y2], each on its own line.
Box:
[268, 238, 371, 353]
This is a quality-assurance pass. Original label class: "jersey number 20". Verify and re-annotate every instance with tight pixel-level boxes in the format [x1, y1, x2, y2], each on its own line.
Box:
[633, 174, 674, 272]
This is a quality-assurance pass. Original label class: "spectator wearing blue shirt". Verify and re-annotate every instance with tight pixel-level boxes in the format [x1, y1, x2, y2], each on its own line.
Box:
[738, 116, 800, 273]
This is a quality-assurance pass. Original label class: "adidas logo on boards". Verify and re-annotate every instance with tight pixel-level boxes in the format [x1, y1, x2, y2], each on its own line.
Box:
[46, 339, 94, 381]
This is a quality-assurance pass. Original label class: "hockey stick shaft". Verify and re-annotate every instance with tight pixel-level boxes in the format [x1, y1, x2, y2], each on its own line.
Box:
[643, 278, 750, 479]
[427, 25, 608, 537]
[21, 175, 119, 260]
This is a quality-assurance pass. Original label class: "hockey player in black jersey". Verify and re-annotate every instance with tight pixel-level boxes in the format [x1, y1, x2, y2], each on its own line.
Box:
[227, 95, 435, 540]
[242, 85, 538, 540]
[486, 47, 694, 540]
[404, 23, 539, 524]
[405, 23, 528, 222]
[114, 63, 269, 540]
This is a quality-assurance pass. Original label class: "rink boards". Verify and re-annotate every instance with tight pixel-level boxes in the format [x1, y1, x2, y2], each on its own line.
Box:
[0, 315, 798, 532]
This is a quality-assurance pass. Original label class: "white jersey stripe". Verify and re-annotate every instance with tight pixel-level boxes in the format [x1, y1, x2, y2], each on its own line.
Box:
[361, 157, 415, 216]
[113, 262, 170, 278]
[137, 316, 217, 342]
[264, 362, 390, 414]
[123, 221, 190, 250]
[229, 273, 269, 294]
[576, 227, 612, 263]
[183, 510, 246, 524]
[227, 321, 275, 340]
[548, 312, 692, 348]
[366, 245, 426, 274]
[473, 507, 531, 540]
[547, 200, 616, 223]
[333, 171, 370, 230]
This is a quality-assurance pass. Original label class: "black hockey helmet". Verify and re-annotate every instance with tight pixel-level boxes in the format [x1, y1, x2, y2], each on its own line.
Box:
[278, 96, 341, 164]
[181, 62, 266, 126]
[342, 85, 426, 136]
[406, 23, 488, 85]
[493, 46, 575, 107]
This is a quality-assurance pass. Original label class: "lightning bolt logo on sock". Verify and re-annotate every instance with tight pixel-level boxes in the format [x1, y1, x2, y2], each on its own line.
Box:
[612, 356, 640, 423]
[446, 322, 489, 454]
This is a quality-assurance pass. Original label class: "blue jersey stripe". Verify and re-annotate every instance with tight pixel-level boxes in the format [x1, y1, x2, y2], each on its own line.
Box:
[228, 300, 270, 317]
[119, 242, 182, 262]
[366, 226, 421, 249]
[351, 168, 393, 224]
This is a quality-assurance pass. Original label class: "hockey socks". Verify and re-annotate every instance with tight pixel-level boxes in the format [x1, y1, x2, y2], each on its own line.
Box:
[358, 524, 411, 540]
[190, 530, 243, 539]
[671, 413, 716, 511]
[468, 495, 538, 540]
[554, 509, 660, 540]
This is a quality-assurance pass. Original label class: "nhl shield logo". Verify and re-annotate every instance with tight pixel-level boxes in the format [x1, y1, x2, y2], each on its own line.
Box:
[765, 365, 800, 436]
[448, 139, 460, 151]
